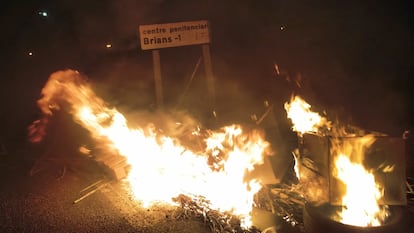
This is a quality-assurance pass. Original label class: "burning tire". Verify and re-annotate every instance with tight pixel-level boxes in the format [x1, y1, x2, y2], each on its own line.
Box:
[303, 203, 405, 233]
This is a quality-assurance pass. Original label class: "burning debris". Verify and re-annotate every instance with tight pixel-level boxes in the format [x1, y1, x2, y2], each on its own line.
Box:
[284, 95, 407, 231]
[28, 69, 274, 230]
[27, 69, 409, 232]
[257, 184, 306, 229]
[173, 194, 261, 233]
[73, 179, 111, 204]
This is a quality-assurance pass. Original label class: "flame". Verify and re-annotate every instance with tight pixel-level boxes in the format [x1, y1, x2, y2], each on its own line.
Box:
[332, 135, 389, 226]
[284, 95, 390, 226]
[292, 150, 300, 180]
[284, 95, 330, 135]
[30, 70, 270, 227]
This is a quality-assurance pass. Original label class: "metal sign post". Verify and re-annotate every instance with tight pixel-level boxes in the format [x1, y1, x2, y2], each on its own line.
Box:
[202, 44, 215, 110]
[152, 49, 163, 108]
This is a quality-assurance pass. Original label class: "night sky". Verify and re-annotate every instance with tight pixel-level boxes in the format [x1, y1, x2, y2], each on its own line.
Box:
[1, 0, 414, 147]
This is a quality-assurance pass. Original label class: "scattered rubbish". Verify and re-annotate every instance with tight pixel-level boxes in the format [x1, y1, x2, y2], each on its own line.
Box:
[73, 178, 110, 204]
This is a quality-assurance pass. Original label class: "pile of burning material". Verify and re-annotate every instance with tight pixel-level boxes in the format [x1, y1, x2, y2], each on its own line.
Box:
[170, 184, 307, 233]
[169, 182, 308, 233]
[28, 69, 282, 232]
[173, 194, 261, 233]
[254, 183, 306, 231]
[284, 96, 407, 233]
[30, 69, 411, 232]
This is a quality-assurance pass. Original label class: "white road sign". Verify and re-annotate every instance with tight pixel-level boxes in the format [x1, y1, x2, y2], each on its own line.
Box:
[139, 20, 210, 50]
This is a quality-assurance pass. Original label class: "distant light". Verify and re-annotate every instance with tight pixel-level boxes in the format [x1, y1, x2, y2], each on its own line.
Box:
[105, 44, 112, 48]
[28, 52, 33, 56]
[38, 11, 48, 17]
[280, 26, 285, 31]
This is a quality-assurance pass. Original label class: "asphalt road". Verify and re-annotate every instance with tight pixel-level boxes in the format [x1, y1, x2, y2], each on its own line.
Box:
[0, 141, 413, 233]
[0, 143, 212, 233]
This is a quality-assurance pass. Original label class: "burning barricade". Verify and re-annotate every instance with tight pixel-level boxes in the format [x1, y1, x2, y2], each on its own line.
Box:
[28, 69, 278, 232]
[27, 69, 409, 233]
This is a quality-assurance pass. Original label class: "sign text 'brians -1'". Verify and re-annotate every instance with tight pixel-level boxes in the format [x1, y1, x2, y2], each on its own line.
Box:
[139, 20, 210, 50]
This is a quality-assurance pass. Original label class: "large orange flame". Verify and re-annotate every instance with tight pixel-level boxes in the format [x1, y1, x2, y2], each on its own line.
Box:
[284, 95, 330, 135]
[30, 70, 271, 227]
[332, 136, 389, 227]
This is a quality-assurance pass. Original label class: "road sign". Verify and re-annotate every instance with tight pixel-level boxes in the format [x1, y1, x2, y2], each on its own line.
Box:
[139, 20, 210, 50]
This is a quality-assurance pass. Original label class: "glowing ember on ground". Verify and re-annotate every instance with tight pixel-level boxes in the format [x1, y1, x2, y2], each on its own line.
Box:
[29, 70, 271, 228]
